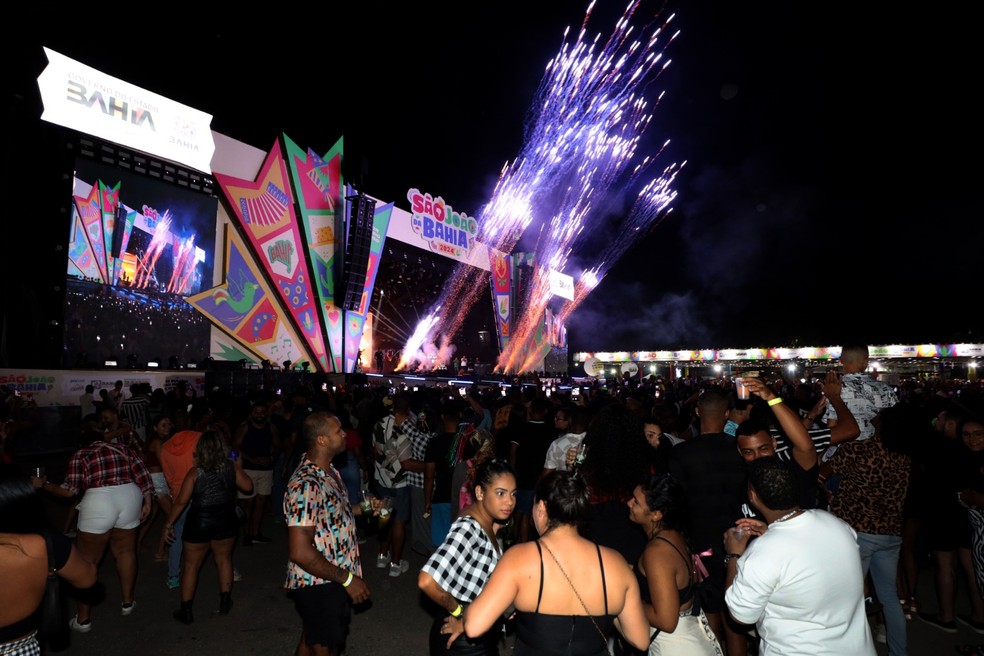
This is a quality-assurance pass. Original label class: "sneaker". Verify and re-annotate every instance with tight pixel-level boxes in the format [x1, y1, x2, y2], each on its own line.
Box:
[69, 615, 92, 633]
[918, 612, 957, 633]
[388, 560, 410, 577]
[233, 568, 244, 582]
[376, 553, 390, 569]
[167, 576, 180, 590]
[250, 534, 272, 544]
[958, 614, 984, 635]
[121, 601, 136, 616]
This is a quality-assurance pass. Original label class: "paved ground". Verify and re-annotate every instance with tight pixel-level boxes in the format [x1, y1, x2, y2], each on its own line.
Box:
[25, 455, 984, 656]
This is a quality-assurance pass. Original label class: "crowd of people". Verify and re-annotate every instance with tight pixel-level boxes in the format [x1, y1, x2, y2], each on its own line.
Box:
[3, 342, 984, 655]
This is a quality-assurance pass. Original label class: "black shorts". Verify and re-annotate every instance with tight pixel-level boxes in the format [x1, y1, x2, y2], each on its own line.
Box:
[182, 506, 238, 543]
[289, 583, 352, 649]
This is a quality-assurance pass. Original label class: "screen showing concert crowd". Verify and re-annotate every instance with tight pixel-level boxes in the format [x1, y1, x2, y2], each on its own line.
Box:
[63, 158, 218, 369]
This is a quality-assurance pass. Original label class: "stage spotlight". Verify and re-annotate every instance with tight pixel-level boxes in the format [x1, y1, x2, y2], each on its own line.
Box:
[261, 359, 272, 370]
[147, 360, 160, 368]
[239, 358, 248, 369]
[283, 360, 293, 371]
[168, 355, 181, 369]
[126, 354, 139, 369]
[300, 361, 310, 372]
[104, 360, 118, 367]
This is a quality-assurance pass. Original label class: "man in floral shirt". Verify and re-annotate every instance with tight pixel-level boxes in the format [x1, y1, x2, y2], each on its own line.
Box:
[285, 411, 372, 656]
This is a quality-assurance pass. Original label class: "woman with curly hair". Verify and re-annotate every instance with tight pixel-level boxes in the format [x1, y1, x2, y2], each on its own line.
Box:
[164, 430, 253, 623]
[577, 401, 652, 567]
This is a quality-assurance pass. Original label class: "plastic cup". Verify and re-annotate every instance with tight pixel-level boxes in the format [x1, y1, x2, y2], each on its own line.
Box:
[736, 378, 749, 400]
[377, 499, 393, 528]
[359, 491, 374, 515]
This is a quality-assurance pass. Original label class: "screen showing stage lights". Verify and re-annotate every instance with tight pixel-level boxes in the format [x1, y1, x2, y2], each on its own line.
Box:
[63, 157, 218, 369]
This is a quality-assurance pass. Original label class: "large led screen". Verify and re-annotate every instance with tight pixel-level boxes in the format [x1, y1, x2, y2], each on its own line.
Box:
[63, 158, 218, 368]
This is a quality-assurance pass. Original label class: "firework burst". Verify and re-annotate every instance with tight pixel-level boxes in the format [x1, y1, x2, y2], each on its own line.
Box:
[403, 0, 682, 373]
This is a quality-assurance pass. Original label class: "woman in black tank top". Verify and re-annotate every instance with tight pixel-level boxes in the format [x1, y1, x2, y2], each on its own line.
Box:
[628, 474, 723, 655]
[463, 471, 651, 655]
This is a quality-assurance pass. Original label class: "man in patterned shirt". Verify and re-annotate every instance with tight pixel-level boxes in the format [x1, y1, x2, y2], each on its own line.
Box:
[285, 411, 373, 656]
[99, 405, 141, 452]
[396, 395, 435, 558]
[119, 383, 151, 443]
[822, 343, 898, 457]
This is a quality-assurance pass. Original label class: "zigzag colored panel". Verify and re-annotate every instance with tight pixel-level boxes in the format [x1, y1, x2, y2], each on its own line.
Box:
[68, 207, 102, 281]
[491, 251, 512, 350]
[187, 225, 315, 367]
[99, 181, 120, 283]
[112, 209, 137, 285]
[283, 134, 344, 373]
[74, 184, 108, 283]
[214, 140, 329, 372]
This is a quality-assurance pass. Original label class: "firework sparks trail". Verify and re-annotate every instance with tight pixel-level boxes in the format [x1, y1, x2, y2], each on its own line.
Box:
[135, 211, 172, 289]
[169, 235, 198, 294]
[166, 236, 189, 293]
[553, 161, 681, 331]
[395, 310, 447, 372]
[402, 0, 681, 373]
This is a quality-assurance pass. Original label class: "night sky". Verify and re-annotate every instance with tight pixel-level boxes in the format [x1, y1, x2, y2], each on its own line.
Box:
[12, 3, 981, 357]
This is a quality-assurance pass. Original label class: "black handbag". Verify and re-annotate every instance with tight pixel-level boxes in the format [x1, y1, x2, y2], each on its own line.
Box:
[40, 532, 67, 642]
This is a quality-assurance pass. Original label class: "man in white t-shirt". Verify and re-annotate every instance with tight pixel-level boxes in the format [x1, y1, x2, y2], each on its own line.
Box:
[723, 457, 875, 656]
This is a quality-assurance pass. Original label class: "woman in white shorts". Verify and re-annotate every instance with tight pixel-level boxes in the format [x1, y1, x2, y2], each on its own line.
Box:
[38, 430, 155, 632]
[141, 415, 174, 560]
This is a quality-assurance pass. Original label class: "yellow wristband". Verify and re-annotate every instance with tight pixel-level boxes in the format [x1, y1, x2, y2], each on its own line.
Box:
[450, 604, 463, 617]
[342, 572, 354, 588]
[768, 397, 783, 407]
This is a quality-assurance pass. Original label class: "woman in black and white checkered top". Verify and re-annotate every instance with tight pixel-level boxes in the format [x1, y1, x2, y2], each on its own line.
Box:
[419, 458, 517, 655]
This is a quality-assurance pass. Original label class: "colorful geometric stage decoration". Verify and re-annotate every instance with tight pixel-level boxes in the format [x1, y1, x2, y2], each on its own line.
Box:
[283, 134, 345, 373]
[213, 140, 330, 372]
[188, 224, 314, 366]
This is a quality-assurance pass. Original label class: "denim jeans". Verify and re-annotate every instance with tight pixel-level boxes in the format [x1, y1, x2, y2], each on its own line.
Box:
[168, 506, 189, 579]
[857, 532, 906, 656]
